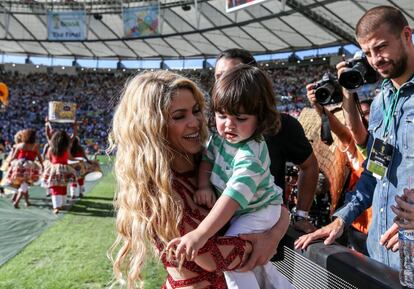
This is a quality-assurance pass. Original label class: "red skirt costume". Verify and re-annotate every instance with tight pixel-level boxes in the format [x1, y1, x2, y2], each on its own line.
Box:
[156, 171, 249, 289]
[6, 149, 41, 186]
[42, 151, 77, 191]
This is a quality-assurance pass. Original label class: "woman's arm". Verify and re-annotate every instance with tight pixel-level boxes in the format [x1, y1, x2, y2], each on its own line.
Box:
[45, 118, 53, 141]
[9, 145, 20, 162]
[198, 160, 213, 190]
[194, 160, 216, 208]
[71, 122, 78, 141]
[336, 61, 368, 147]
[6, 147, 16, 163]
[42, 143, 49, 160]
[36, 145, 43, 167]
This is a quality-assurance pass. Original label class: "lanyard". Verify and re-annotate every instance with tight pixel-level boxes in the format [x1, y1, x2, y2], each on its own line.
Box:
[381, 79, 401, 138]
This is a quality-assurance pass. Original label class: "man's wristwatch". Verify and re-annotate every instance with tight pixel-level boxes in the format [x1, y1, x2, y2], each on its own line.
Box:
[294, 210, 309, 222]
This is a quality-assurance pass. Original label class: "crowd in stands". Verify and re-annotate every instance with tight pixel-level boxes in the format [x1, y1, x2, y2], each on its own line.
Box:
[0, 62, 377, 153]
[0, 71, 127, 154]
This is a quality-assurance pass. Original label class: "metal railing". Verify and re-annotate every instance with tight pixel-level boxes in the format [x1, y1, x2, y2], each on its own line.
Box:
[272, 227, 402, 289]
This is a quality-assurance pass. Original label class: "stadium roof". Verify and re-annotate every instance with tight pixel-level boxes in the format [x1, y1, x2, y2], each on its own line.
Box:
[0, 0, 413, 60]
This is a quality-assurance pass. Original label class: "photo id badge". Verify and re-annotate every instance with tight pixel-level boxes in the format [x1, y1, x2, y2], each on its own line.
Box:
[367, 138, 394, 179]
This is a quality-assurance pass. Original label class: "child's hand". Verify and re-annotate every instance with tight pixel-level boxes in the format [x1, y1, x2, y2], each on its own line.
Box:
[194, 188, 216, 208]
[167, 230, 208, 262]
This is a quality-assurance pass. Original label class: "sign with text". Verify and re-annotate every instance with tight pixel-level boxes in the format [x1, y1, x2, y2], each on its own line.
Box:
[47, 11, 86, 40]
[123, 6, 159, 38]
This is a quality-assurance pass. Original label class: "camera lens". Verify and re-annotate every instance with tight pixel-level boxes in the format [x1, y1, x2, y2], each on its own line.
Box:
[339, 69, 364, 89]
[315, 83, 334, 105]
[339, 61, 367, 89]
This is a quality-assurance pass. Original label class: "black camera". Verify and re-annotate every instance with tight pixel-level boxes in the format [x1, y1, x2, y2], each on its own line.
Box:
[314, 73, 342, 105]
[338, 52, 379, 90]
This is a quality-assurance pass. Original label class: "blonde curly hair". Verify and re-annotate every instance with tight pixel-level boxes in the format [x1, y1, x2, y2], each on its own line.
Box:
[109, 70, 207, 288]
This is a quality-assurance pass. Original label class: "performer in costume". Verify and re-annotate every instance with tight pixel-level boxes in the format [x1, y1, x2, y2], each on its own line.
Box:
[5, 129, 43, 208]
[42, 130, 77, 214]
[69, 136, 90, 199]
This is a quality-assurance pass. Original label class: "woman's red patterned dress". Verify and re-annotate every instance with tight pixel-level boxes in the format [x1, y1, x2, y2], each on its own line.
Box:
[156, 171, 249, 289]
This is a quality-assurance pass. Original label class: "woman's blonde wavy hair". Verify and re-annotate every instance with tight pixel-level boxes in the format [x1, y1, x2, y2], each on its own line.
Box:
[109, 70, 207, 289]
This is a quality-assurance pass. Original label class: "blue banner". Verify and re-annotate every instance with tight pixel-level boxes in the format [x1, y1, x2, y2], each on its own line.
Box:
[48, 11, 86, 40]
[123, 6, 159, 38]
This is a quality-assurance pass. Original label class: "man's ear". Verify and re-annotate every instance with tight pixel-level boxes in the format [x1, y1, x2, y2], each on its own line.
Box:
[402, 26, 412, 44]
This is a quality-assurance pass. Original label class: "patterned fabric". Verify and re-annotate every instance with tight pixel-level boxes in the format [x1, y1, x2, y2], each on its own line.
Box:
[156, 171, 248, 289]
[42, 163, 77, 187]
[204, 133, 282, 216]
[5, 158, 41, 186]
[42, 152, 77, 187]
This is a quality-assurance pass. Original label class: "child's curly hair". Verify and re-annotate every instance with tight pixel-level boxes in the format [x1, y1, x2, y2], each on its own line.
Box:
[210, 64, 281, 141]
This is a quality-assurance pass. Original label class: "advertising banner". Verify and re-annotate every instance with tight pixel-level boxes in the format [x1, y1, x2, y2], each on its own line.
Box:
[47, 11, 86, 40]
[123, 6, 159, 38]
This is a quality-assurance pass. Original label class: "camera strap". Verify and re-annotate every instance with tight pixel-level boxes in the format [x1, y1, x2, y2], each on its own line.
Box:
[353, 93, 368, 128]
[381, 79, 401, 139]
[320, 109, 334, 146]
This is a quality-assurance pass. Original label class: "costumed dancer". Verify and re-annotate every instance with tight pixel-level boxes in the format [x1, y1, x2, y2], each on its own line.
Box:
[1, 130, 23, 199]
[42, 118, 53, 197]
[5, 129, 43, 208]
[69, 136, 89, 199]
[42, 130, 77, 214]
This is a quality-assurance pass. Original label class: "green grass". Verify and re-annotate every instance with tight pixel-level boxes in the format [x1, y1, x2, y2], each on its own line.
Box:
[0, 169, 166, 289]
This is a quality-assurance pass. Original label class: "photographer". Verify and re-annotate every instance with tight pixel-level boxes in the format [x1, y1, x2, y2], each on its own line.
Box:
[337, 60, 371, 153]
[305, 83, 371, 255]
[295, 5, 414, 270]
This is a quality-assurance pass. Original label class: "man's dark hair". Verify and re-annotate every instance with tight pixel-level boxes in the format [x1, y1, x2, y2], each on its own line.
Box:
[216, 48, 258, 67]
[356, 6, 408, 39]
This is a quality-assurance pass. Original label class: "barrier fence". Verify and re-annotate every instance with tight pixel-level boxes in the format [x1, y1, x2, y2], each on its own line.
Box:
[272, 228, 401, 289]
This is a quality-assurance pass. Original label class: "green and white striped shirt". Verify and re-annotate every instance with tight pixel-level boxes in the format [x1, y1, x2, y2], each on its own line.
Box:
[204, 133, 283, 216]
